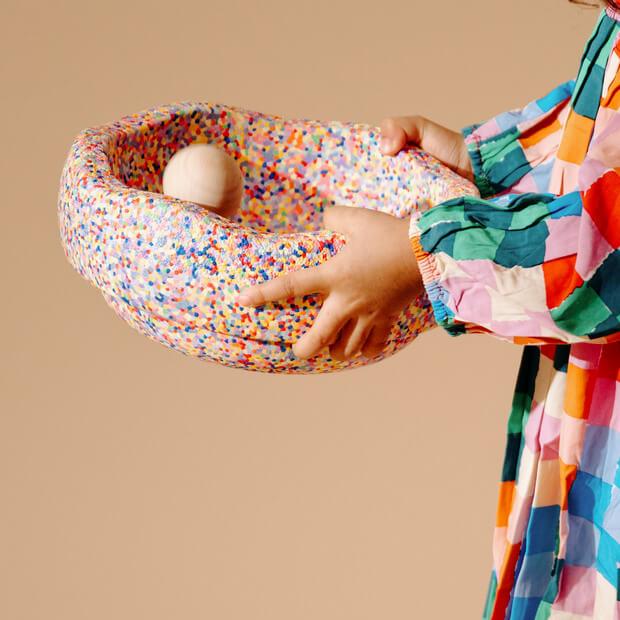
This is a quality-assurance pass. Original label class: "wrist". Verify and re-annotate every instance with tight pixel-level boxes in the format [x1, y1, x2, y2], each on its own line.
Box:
[397, 218, 423, 296]
[455, 140, 474, 182]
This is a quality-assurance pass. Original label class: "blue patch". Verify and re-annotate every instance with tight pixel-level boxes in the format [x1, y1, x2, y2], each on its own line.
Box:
[494, 220, 549, 268]
[589, 250, 620, 315]
[574, 62, 607, 120]
[581, 425, 620, 487]
[525, 506, 561, 554]
[487, 148, 532, 192]
[553, 345, 570, 372]
[565, 514, 601, 567]
[495, 109, 531, 132]
[502, 433, 522, 482]
[536, 80, 576, 113]
[507, 596, 543, 619]
[514, 552, 555, 598]
[419, 222, 457, 257]
[568, 471, 613, 525]
[547, 191, 583, 219]
[528, 159, 555, 193]
[596, 528, 620, 586]
[591, 313, 620, 339]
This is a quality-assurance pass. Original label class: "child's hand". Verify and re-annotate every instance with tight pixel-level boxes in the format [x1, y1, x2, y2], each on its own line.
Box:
[379, 115, 474, 181]
[237, 205, 423, 361]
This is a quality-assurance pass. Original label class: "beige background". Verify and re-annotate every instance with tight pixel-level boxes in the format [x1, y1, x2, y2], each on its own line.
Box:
[1, 1, 600, 618]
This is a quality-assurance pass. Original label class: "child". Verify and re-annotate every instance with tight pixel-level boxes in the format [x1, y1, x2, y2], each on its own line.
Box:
[238, 2, 620, 617]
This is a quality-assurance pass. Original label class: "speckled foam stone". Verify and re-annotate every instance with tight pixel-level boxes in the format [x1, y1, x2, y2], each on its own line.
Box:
[58, 101, 478, 373]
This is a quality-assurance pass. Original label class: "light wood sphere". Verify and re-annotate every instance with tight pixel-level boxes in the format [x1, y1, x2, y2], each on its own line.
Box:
[162, 142, 243, 218]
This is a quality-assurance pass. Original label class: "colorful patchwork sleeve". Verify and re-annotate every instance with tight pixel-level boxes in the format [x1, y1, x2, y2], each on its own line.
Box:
[462, 80, 575, 198]
[409, 86, 620, 346]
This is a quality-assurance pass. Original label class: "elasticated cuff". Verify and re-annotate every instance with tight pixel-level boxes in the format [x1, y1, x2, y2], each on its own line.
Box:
[408, 214, 466, 338]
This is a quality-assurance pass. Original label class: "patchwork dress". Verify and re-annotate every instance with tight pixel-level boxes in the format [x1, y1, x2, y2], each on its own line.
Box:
[409, 7, 620, 619]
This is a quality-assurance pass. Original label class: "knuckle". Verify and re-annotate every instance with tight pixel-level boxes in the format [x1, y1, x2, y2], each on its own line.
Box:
[251, 286, 266, 304]
[281, 275, 296, 299]
[380, 116, 397, 130]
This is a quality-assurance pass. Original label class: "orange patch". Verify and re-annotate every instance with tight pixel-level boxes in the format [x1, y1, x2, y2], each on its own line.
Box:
[513, 336, 558, 345]
[519, 115, 562, 150]
[496, 481, 516, 528]
[559, 459, 578, 511]
[557, 111, 595, 165]
[542, 254, 584, 310]
[563, 363, 589, 419]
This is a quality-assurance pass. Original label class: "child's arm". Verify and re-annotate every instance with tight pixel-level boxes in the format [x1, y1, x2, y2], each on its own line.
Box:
[239, 79, 620, 359]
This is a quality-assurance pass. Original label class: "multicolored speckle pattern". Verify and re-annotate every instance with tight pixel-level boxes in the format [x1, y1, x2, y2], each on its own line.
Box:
[57, 101, 478, 373]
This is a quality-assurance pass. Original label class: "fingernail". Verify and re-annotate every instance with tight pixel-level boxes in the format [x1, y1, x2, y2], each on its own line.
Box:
[292, 345, 310, 360]
[236, 294, 252, 306]
[379, 137, 393, 153]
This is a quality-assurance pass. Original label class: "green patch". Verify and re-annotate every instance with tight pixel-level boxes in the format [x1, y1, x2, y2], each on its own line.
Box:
[509, 203, 551, 230]
[550, 285, 612, 336]
[452, 226, 506, 261]
[482, 571, 497, 620]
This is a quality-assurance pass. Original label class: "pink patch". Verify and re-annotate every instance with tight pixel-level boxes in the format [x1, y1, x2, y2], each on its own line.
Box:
[611, 391, 620, 433]
[569, 343, 604, 369]
[439, 259, 499, 324]
[487, 317, 544, 338]
[588, 377, 616, 427]
[549, 160, 581, 195]
[524, 399, 545, 453]
[559, 415, 586, 467]
[445, 258, 500, 289]
[466, 119, 502, 142]
[507, 491, 534, 545]
[544, 216, 580, 261]
[579, 157, 609, 190]
[539, 413, 561, 460]
[590, 106, 617, 142]
[574, 208, 615, 281]
[509, 174, 540, 194]
[445, 279, 494, 325]
[558, 508, 570, 558]
[555, 564, 596, 616]
[493, 527, 508, 576]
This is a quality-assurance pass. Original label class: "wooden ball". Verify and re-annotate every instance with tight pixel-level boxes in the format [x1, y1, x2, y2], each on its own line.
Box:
[162, 142, 243, 218]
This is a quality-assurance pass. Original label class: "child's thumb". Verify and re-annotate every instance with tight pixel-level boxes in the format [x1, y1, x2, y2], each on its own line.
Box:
[379, 117, 410, 154]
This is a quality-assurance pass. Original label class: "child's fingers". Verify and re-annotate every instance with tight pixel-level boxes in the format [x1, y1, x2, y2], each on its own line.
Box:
[345, 320, 373, 359]
[379, 116, 419, 155]
[237, 265, 327, 306]
[361, 321, 393, 358]
[292, 298, 348, 360]
[327, 318, 355, 361]
[330, 318, 372, 361]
